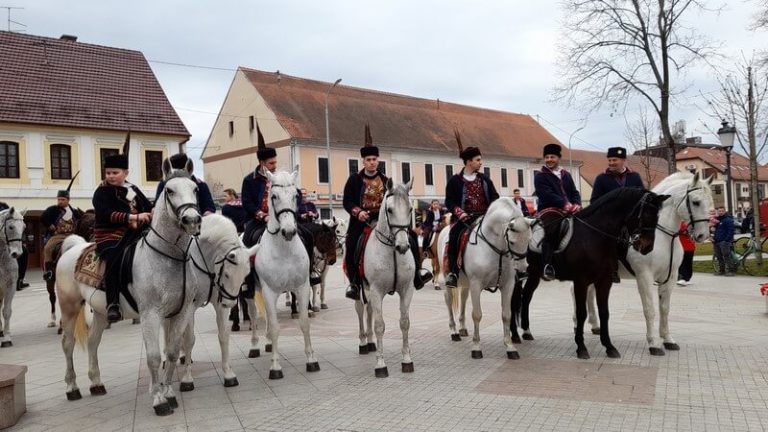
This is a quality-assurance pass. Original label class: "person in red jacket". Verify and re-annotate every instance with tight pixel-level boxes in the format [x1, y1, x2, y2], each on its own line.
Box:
[677, 222, 696, 285]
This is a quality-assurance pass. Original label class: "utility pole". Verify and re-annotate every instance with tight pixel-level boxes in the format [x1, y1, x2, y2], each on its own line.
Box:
[1, 6, 25, 32]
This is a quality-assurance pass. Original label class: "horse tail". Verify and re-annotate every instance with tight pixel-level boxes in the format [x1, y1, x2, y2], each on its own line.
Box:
[62, 234, 86, 255]
[73, 303, 89, 350]
[254, 291, 266, 317]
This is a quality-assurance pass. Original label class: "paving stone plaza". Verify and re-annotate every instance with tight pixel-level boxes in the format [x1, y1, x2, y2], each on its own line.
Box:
[3, 266, 768, 432]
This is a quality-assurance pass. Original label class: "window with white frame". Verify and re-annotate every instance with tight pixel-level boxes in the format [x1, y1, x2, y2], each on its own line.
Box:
[501, 168, 508, 188]
[425, 163, 434, 186]
[0, 141, 19, 178]
[401, 162, 411, 183]
[318, 157, 329, 183]
[50, 144, 72, 180]
[517, 169, 525, 188]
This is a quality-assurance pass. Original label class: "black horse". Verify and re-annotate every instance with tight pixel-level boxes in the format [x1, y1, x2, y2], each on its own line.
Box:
[512, 188, 669, 359]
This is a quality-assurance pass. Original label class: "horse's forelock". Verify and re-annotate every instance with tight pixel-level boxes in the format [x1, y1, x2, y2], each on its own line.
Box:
[165, 168, 192, 182]
[201, 214, 240, 254]
[270, 171, 295, 187]
[653, 171, 712, 201]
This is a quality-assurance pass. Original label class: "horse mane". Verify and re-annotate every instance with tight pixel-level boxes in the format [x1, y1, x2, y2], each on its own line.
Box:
[579, 187, 647, 219]
[653, 171, 711, 195]
[201, 214, 239, 252]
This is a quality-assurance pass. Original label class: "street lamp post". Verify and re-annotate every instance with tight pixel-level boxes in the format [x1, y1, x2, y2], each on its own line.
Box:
[717, 120, 736, 214]
[568, 125, 585, 180]
[325, 78, 342, 216]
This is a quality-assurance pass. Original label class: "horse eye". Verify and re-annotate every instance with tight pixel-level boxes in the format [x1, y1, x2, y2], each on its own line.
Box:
[388, 208, 393, 213]
[692, 201, 700, 206]
[167, 189, 174, 195]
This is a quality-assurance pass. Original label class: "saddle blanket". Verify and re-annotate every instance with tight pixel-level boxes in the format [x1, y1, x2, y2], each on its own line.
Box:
[74, 244, 105, 288]
[441, 228, 472, 273]
[529, 217, 573, 254]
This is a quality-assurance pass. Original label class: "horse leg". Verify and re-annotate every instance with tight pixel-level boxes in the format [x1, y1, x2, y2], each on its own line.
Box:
[510, 278, 522, 344]
[215, 304, 239, 386]
[520, 275, 539, 341]
[141, 311, 172, 416]
[636, 274, 663, 355]
[500, 282, 520, 359]
[595, 278, 619, 358]
[297, 286, 319, 371]
[0, 289, 13, 346]
[573, 282, 590, 359]
[86, 312, 109, 395]
[290, 293, 298, 319]
[247, 297, 261, 357]
[161, 311, 192, 411]
[355, 299, 369, 354]
[469, 283, 483, 358]
[60, 300, 82, 400]
[47, 279, 57, 328]
[179, 314, 196, 391]
[369, 289, 388, 377]
[366, 302, 375, 350]
[319, 265, 328, 309]
[263, 288, 283, 379]
[658, 282, 679, 351]
[399, 287, 415, 372]
[443, 286, 460, 341]
[458, 285, 469, 337]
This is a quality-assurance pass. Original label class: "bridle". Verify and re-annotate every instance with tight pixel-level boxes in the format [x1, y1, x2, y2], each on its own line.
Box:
[470, 214, 529, 293]
[574, 192, 659, 249]
[164, 187, 200, 228]
[266, 184, 299, 236]
[374, 192, 411, 250]
[1, 216, 24, 246]
[190, 240, 242, 307]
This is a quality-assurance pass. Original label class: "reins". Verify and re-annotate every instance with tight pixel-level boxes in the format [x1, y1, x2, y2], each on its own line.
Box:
[189, 238, 241, 307]
[468, 213, 527, 293]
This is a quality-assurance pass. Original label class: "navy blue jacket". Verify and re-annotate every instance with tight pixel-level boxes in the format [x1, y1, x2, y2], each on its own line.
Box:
[714, 214, 735, 243]
[533, 166, 581, 211]
[590, 168, 645, 203]
[444, 170, 499, 218]
[298, 200, 319, 223]
[221, 201, 247, 233]
[155, 176, 216, 215]
[241, 169, 270, 222]
[423, 207, 448, 229]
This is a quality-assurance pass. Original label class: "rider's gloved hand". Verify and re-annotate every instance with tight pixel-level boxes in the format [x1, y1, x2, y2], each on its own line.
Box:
[459, 213, 470, 222]
[570, 205, 582, 213]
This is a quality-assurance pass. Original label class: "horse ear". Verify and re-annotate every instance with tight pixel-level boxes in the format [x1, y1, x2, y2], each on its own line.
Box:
[185, 158, 194, 175]
[162, 158, 172, 179]
[406, 177, 414, 191]
[265, 170, 275, 183]
[704, 175, 714, 186]
[247, 244, 260, 257]
[524, 217, 537, 227]
[291, 171, 299, 185]
[8, 207, 14, 215]
[386, 178, 393, 191]
[691, 171, 700, 186]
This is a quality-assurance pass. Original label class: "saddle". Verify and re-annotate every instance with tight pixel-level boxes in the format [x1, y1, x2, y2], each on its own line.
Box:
[74, 242, 140, 312]
[441, 221, 476, 273]
[529, 212, 574, 254]
[349, 226, 374, 282]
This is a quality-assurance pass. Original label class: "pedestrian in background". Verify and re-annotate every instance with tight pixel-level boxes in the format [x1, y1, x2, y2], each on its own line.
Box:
[677, 221, 695, 285]
[712, 206, 735, 276]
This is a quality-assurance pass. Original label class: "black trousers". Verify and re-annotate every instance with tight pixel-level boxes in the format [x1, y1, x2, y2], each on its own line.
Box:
[447, 220, 469, 275]
[678, 251, 694, 281]
[17, 245, 27, 281]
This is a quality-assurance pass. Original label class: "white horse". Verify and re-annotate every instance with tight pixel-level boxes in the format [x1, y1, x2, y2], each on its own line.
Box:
[56, 160, 202, 416]
[437, 198, 533, 359]
[355, 178, 420, 377]
[250, 170, 318, 379]
[0, 208, 25, 347]
[580, 172, 713, 355]
[176, 214, 257, 390]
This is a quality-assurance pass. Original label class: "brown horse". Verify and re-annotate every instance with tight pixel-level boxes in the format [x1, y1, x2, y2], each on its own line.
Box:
[47, 209, 94, 332]
[420, 213, 451, 290]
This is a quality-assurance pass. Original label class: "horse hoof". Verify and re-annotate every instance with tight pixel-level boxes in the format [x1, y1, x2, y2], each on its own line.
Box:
[0, 341, 12, 348]
[401, 362, 414, 373]
[265, 344, 272, 353]
[223, 377, 239, 387]
[434, 285, 441, 290]
[367, 342, 377, 352]
[374, 367, 389, 378]
[312, 306, 320, 312]
[358, 345, 369, 355]
[522, 333, 534, 341]
[471, 350, 483, 359]
[47, 322, 56, 328]
[649, 347, 665, 356]
[507, 351, 520, 360]
[606, 348, 621, 359]
[153, 402, 173, 416]
[248, 349, 261, 358]
[451, 334, 461, 342]
[268, 369, 283, 380]
[89, 385, 107, 396]
[166, 396, 178, 409]
[57, 328, 63, 335]
[179, 356, 186, 365]
[320, 303, 328, 310]
[132, 318, 140, 325]
[459, 329, 469, 337]
[577, 349, 590, 360]
[591, 328, 601, 335]
[180, 382, 195, 392]
[291, 313, 298, 319]
[306, 362, 320, 372]
[66, 389, 82, 401]
[663, 342, 680, 351]
[511, 335, 521, 344]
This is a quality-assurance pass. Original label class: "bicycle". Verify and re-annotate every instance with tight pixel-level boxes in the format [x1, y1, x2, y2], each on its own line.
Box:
[711, 235, 764, 275]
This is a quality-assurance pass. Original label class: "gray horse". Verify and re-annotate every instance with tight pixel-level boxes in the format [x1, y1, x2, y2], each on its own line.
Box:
[0, 207, 25, 347]
[56, 159, 202, 416]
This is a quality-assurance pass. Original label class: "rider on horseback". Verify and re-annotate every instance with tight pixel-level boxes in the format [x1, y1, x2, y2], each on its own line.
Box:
[444, 129, 500, 289]
[41, 172, 81, 281]
[533, 143, 581, 281]
[93, 139, 153, 323]
[241, 123, 318, 285]
[343, 124, 432, 301]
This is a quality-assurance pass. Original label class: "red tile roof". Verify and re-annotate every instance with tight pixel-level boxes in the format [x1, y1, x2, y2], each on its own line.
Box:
[570, 148, 668, 188]
[241, 68, 562, 159]
[676, 146, 768, 181]
[0, 31, 189, 137]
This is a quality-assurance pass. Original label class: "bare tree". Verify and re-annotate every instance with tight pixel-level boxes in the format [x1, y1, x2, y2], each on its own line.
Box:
[750, 0, 768, 30]
[554, 0, 718, 174]
[624, 107, 661, 185]
[704, 56, 768, 264]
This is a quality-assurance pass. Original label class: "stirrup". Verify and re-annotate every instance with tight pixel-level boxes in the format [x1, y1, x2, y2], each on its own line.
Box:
[106, 304, 122, 323]
[445, 273, 458, 288]
[542, 264, 556, 282]
[345, 284, 361, 301]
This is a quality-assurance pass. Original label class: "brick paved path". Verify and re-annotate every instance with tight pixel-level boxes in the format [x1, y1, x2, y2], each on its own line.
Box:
[3, 266, 768, 431]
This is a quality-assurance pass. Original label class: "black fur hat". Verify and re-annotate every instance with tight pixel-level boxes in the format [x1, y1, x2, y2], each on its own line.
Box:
[360, 123, 379, 158]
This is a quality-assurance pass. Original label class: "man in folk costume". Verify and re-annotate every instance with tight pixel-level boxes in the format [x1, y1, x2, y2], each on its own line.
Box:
[92, 132, 153, 323]
[590, 147, 645, 202]
[155, 153, 216, 216]
[241, 123, 317, 283]
[41, 172, 81, 281]
[443, 129, 500, 289]
[533, 143, 581, 281]
[342, 124, 432, 300]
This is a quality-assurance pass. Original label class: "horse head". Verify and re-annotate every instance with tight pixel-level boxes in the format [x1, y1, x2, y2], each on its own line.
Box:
[161, 158, 202, 236]
[681, 172, 715, 243]
[629, 191, 671, 255]
[266, 170, 299, 241]
[0, 207, 25, 259]
[381, 177, 413, 255]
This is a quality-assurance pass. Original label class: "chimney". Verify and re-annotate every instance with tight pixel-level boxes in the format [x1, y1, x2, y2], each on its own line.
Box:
[60, 34, 78, 42]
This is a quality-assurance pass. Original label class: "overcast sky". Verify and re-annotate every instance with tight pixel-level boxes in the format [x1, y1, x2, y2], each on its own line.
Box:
[10, 0, 768, 177]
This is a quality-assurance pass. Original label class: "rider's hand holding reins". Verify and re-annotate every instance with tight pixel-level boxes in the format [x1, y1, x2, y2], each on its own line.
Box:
[358, 211, 370, 222]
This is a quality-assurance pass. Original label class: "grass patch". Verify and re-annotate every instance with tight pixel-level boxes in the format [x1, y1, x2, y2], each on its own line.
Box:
[692, 257, 768, 277]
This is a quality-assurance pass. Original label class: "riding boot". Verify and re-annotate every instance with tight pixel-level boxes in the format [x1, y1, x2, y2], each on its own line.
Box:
[345, 275, 361, 301]
[409, 234, 432, 290]
[105, 262, 122, 323]
[541, 243, 556, 281]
